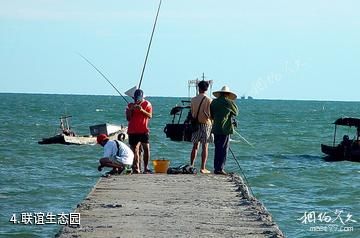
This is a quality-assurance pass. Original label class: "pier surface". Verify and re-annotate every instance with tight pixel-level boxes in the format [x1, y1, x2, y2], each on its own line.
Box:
[59, 174, 284, 238]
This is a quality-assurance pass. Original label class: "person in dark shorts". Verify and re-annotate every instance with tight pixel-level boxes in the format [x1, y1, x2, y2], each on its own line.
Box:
[126, 89, 153, 173]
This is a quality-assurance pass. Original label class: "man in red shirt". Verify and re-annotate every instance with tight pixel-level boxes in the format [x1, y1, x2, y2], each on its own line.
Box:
[126, 89, 152, 173]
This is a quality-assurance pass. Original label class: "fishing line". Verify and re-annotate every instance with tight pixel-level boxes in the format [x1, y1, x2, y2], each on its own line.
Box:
[229, 147, 255, 197]
[233, 129, 255, 148]
[78, 53, 130, 104]
[138, 0, 162, 89]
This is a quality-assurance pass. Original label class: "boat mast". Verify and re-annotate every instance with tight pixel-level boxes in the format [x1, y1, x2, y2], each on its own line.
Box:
[333, 124, 337, 147]
[60, 115, 72, 132]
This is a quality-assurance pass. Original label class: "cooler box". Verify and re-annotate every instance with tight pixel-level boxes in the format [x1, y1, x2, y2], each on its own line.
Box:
[89, 124, 123, 136]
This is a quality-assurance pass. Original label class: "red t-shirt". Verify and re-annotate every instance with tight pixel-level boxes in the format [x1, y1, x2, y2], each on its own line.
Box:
[127, 100, 152, 134]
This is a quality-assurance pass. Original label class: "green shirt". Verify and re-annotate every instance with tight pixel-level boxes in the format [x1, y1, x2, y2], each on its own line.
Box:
[210, 95, 239, 135]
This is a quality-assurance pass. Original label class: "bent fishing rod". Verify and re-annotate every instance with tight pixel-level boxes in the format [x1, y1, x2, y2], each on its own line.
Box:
[78, 53, 129, 104]
[138, 0, 162, 89]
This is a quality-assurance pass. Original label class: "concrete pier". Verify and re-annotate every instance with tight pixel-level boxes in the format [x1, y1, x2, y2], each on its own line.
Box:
[58, 174, 284, 238]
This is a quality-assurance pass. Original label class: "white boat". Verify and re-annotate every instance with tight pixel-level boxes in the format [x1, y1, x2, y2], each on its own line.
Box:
[38, 116, 127, 145]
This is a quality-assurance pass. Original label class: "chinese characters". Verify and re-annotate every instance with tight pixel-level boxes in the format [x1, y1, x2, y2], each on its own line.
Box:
[9, 212, 80, 226]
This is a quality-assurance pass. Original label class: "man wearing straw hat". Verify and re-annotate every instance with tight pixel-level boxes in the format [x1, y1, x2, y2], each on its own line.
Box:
[210, 86, 239, 175]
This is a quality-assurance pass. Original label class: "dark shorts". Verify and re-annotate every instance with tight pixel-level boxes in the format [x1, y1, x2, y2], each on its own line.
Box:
[128, 133, 150, 146]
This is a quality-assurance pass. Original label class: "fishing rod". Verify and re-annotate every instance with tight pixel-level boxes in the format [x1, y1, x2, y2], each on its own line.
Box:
[138, 0, 162, 89]
[229, 147, 255, 197]
[78, 53, 130, 104]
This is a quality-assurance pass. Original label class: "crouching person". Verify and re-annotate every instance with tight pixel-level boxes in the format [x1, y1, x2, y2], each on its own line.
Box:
[97, 134, 134, 175]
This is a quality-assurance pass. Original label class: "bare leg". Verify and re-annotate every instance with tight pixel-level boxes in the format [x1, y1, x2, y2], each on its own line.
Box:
[190, 142, 200, 167]
[139, 144, 143, 172]
[142, 143, 150, 171]
[200, 143, 210, 173]
[131, 142, 141, 173]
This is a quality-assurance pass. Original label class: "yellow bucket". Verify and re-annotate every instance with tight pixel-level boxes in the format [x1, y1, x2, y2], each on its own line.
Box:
[152, 159, 170, 173]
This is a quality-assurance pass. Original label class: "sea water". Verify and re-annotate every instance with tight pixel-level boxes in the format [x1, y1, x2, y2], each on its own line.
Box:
[0, 93, 359, 238]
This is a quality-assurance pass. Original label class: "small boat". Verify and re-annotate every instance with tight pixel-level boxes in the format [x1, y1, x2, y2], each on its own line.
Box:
[38, 115, 127, 145]
[321, 117, 360, 162]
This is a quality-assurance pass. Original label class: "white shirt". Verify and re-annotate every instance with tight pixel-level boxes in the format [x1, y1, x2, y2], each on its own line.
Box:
[103, 140, 134, 165]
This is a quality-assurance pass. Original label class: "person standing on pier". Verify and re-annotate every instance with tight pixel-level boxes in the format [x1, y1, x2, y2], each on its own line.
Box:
[210, 86, 238, 175]
[126, 89, 153, 174]
[189, 80, 213, 174]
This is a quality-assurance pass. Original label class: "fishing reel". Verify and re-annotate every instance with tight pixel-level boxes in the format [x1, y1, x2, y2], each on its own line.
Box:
[231, 117, 238, 128]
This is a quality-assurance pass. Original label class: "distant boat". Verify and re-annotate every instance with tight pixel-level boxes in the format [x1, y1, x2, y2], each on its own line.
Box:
[38, 115, 127, 145]
[321, 117, 360, 162]
[240, 95, 254, 100]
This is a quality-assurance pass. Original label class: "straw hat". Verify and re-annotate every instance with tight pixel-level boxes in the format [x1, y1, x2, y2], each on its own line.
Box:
[124, 86, 146, 99]
[212, 86, 237, 100]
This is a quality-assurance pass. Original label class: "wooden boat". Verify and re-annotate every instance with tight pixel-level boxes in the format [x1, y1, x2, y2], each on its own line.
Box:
[321, 117, 360, 162]
[38, 115, 127, 145]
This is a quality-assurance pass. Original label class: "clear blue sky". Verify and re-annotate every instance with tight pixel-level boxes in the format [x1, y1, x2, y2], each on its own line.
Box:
[0, 0, 359, 101]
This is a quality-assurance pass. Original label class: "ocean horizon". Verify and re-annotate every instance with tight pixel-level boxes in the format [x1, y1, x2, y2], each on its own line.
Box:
[1, 91, 359, 103]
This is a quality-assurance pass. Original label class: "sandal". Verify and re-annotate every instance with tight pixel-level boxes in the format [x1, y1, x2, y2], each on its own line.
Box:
[200, 169, 211, 174]
[143, 169, 153, 174]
